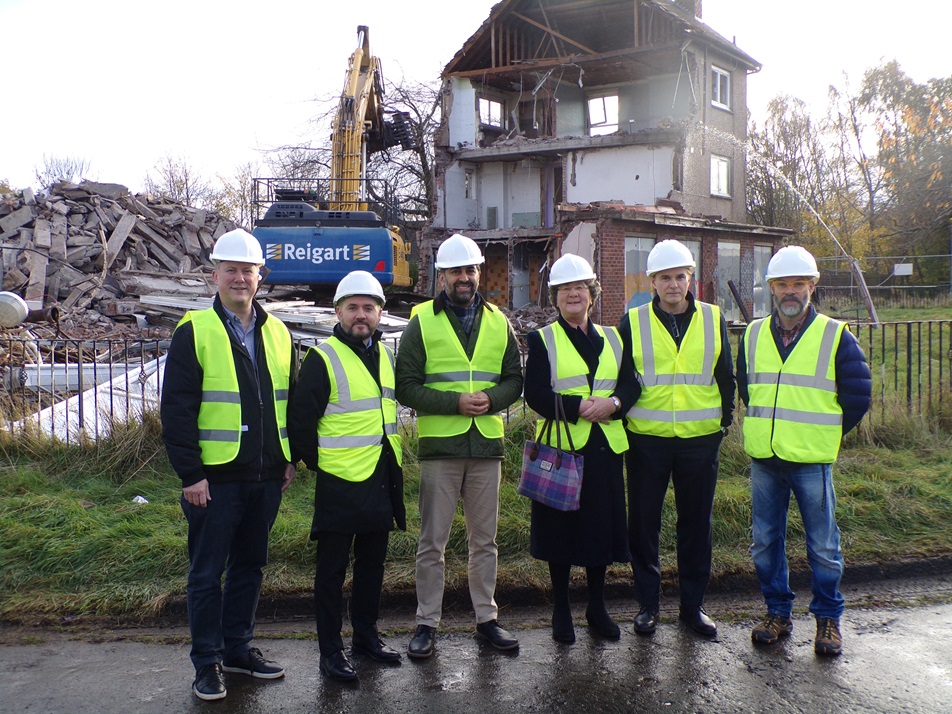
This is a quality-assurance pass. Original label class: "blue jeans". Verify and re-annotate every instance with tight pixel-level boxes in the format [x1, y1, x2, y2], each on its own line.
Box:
[750, 460, 844, 620]
[181, 480, 282, 670]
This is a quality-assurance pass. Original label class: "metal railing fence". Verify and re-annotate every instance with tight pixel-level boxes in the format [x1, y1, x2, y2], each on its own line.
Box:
[1, 322, 949, 443]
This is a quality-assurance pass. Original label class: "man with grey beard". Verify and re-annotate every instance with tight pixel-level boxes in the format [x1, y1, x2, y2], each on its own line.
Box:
[736, 246, 871, 658]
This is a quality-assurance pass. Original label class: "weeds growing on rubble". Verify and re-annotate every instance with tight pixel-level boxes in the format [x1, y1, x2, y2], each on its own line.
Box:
[0, 405, 949, 620]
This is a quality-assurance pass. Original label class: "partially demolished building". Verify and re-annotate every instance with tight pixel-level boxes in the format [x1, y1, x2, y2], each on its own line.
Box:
[419, 0, 790, 324]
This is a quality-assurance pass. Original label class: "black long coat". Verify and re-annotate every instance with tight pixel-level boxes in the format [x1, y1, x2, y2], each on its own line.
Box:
[523, 317, 636, 566]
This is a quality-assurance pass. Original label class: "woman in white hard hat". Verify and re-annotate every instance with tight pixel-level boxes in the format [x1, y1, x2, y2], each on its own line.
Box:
[523, 253, 636, 644]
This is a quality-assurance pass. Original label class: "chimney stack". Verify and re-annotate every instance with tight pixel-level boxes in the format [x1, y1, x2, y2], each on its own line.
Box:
[673, 0, 702, 18]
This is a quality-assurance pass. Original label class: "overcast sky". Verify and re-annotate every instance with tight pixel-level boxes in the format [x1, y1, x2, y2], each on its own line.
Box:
[2, 0, 950, 193]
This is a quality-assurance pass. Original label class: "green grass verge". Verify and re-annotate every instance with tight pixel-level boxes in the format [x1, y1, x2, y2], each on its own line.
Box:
[1, 408, 950, 621]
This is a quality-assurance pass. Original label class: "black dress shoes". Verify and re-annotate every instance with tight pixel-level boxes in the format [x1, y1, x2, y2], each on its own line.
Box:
[475, 619, 519, 651]
[407, 624, 436, 659]
[680, 607, 717, 637]
[352, 635, 401, 664]
[634, 606, 659, 635]
[319, 650, 357, 682]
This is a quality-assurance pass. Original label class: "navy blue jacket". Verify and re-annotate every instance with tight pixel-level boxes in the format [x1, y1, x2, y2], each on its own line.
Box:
[736, 306, 872, 437]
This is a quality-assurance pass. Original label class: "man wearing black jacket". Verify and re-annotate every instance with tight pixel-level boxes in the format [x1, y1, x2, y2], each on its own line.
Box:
[620, 240, 735, 639]
[161, 229, 296, 702]
[288, 271, 406, 683]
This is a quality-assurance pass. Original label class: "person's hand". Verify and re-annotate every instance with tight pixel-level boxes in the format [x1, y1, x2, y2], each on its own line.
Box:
[578, 396, 615, 424]
[457, 391, 491, 416]
[281, 463, 297, 493]
[183, 479, 211, 507]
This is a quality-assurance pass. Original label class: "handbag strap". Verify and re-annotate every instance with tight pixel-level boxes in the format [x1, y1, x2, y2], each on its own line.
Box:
[553, 394, 578, 454]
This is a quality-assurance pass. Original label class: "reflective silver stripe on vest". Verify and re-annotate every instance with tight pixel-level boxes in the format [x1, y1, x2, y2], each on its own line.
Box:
[542, 323, 619, 393]
[316, 342, 386, 414]
[627, 406, 722, 423]
[384, 423, 397, 436]
[279, 426, 288, 439]
[644, 373, 716, 386]
[202, 390, 242, 404]
[274, 389, 289, 401]
[381, 386, 395, 400]
[637, 303, 715, 387]
[317, 434, 383, 448]
[747, 405, 843, 426]
[198, 429, 240, 442]
[424, 370, 500, 384]
[324, 397, 382, 415]
[748, 317, 838, 393]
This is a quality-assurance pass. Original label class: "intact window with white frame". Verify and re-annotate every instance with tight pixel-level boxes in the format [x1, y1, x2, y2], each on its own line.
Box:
[711, 154, 731, 197]
[587, 93, 619, 136]
[711, 66, 731, 111]
[479, 97, 504, 128]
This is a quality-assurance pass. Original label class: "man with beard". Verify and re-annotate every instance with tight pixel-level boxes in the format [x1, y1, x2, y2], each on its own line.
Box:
[737, 246, 870, 657]
[288, 271, 406, 682]
[395, 233, 524, 659]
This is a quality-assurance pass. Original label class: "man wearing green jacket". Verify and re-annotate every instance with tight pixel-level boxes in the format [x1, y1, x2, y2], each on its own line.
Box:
[396, 233, 524, 659]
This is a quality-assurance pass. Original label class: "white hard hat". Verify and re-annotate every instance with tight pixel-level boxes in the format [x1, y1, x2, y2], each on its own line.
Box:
[434, 233, 484, 270]
[334, 270, 385, 305]
[210, 229, 264, 265]
[646, 239, 696, 276]
[549, 253, 596, 286]
[765, 245, 820, 282]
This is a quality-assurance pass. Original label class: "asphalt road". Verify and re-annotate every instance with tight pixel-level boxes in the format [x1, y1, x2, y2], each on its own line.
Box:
[2, 600, 950, 713]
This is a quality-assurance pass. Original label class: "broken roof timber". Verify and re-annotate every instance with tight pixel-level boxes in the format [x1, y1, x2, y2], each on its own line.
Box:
[559, 202, 793, 237]
[443, 0, 760, 79]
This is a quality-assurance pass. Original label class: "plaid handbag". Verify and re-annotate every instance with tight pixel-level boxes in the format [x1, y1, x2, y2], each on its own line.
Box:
[518, 395, 584, 511]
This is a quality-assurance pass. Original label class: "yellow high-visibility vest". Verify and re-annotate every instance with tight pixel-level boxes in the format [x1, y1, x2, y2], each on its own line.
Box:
[180, 308, 291, 464]
[412, 300, 508, 439]
[313, 337, 402, 481]
[536, 322, 628, 453]
[743, 313, 845, 463]
[625, 301, 722, 438]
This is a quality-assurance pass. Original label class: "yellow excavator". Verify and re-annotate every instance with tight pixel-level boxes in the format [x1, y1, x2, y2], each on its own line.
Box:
[253, 26, 415, 292]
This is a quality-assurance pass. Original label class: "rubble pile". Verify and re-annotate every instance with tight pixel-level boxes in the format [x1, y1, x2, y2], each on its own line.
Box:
[0, 181, 237, 333]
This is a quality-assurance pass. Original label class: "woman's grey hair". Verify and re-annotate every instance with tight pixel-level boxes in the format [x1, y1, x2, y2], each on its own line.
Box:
[549, 278, 601, 312]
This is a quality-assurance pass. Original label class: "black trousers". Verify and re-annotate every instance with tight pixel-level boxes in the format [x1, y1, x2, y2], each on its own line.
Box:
[626, 432, 721, 611]
[314, 530, 390, 656]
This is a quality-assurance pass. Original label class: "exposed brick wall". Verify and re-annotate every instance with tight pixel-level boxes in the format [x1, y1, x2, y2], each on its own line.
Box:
[594, 220, 628, 326]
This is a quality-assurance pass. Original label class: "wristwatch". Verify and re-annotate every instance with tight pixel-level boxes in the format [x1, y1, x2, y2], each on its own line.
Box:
[611, 396, 621, 413]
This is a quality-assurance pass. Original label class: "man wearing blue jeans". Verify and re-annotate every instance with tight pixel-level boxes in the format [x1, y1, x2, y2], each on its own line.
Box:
[737, 246, 871, 657]
[161, 230, 296, 700]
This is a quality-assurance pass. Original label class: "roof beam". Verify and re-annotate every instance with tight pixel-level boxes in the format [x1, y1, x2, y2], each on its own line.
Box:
[511, 11, 596, 56]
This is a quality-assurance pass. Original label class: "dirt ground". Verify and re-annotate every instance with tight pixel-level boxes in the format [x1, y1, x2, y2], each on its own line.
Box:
[3, 557, 950, 646]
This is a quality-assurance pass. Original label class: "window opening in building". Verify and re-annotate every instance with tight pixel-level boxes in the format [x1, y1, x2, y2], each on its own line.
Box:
[479, 97, 504, 128]
[711, 66, 731, 110]
[587, 94, 619, 136]
[711, 155, 731, 197]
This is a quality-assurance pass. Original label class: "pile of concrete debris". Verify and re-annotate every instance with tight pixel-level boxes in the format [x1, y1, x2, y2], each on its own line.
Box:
[0, 181, 236, 329]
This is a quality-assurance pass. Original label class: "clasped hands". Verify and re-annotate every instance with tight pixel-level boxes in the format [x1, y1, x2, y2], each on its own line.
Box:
[578, 396, 617, 424]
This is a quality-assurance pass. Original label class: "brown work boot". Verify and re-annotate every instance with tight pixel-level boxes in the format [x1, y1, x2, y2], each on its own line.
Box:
[814, 617, 842, 656]
[751, 613, 793, 645]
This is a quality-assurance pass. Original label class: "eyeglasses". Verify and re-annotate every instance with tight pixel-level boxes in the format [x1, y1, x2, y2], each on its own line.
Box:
[557, 284, 588, 294]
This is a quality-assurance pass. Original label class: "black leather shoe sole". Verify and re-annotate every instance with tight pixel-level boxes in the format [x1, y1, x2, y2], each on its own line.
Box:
[633, 612, 658, 635]
[352, 642, 401, 664]
[680, 613, 717, 637]
[319, 657, 357, 682]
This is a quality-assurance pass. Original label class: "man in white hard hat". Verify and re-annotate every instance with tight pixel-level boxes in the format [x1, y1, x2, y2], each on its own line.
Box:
[288, 270, 405, 682]
[737, 245, 870, 657]
[161, 228, 296, 701]
[619, 239, 735, 639]
[396, 233, 524, 658]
